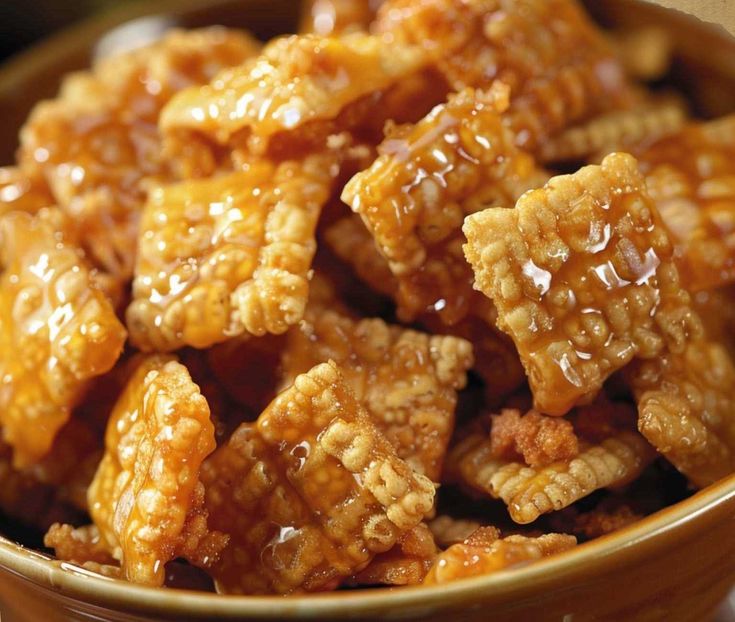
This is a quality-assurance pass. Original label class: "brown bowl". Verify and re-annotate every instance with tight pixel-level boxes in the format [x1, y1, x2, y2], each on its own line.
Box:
[1, 1, 735, 620]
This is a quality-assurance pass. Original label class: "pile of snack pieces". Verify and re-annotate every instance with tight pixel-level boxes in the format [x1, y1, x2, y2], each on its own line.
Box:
[1, 0, 734, 594]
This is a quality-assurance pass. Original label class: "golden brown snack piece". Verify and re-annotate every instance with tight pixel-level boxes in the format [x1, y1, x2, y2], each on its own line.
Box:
[538, 99, 687, 164]
[44, 523, 117, 567]
[628, 340, 735, 487]
[423, 530, 576, 585]
[161, 33, 427, 154]
[611, 26, 673, 82]
[127, 153, 336, 351]
[448, 412, 654, 524]
[280, 309, 473, 479]
[634, 115, 735, 292]
[490, 409, 579, 468]
[552, 503, 642, 540]
[0, 167, 52, 215]
[0, 209, 126, 468]
[464, 153, 700, 415]
[19, 28, 260, 281]
[343, 84, 548, 325]
[428, 515, 483, 548]
[348, 522, 437, 586]
[375, 0, 632, 152]
[692, 287, 735, 357]
[299, 0, 382, 35]
[88, 356, 226, 586]
[202, 362, 435, 594]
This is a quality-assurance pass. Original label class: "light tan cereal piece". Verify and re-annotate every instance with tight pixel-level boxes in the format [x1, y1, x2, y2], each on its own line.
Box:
[376, 0, 633, 152]
[611, 26, 673, 82]
[127, 153, 336, 351]
[202, 362, 435, 594]
[342, 86, 547, 315]
[428, 515, 483, 548]
[490, 409, 579, 468]
[88, 356, 226, 586]
[538, 99, 687, 163]
[348, 522, 437, 586]
[501, 434, 651, 524]
[0, 209, 126, 468]
[464, 153, 702, 415]
[280, 309, 473, 479]
[161, 33, 427, 154]
[0, 167, 53, 215]
[423, 531, 576, 584]
[19, 28, 260, 280]
[299, 0, 382, 35]
[634, 115, 735, 292]
[44, 523, 117, 566]
[628, 340, 735, 487]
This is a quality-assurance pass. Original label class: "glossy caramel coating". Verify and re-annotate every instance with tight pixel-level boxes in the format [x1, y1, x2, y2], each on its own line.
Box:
[202, 362, 435, 594]
[375, 0, 632, 151]
[692, 287, 735, 358]
[0, 167, 53, 215]
[161, 33, 427, 153]
[44, 524, 117, 567]
[299, 0, 381, 35]
[88, 356, 225, 586]
[464, 153, 701, 415]
[0, 209, 126, 468]
[348, 523, 437, 586]
[343, 85, 548, 325]
[127, 154, 336, 351]
[635, 115, 735, 291]
[19, 28, 260, 280]
[281, 309, 473, 479]
[423, 532, 576, 585]
[628, 340, 735, 487]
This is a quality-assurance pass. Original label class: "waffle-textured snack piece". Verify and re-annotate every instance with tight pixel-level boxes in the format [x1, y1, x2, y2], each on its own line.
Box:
[0, 167, 52, 215]
[202, 362, 435, 594]
[423, 529, 576, 584]
[280, 309, 473, 479]
[161, 33, 427, 155]
[127, 153, 336, 351]
[299, 0, 381, 35]
[19, 28, 260, 280]
[348, 522, 437, 586]
[447, 416, 654, 523]
[375, 0, 632, 152]
[634, 115, 735, 292]
[343, 84, 548, 325]
[538, 99, 687, 164]
[88, 356, 226, 586]
[428, 515, 483, 548]
[628, 340, 735, 487]
[464, 153, 701, 415]
[490, 409, 579, 468]
[0, 209, 126, 468]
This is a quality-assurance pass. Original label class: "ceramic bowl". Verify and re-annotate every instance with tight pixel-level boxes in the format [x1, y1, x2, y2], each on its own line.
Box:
[1, 1, 735, 620]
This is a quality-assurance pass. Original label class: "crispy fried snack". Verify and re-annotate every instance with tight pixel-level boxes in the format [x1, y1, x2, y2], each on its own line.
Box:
[127, 153, 336, 351]
[490, 409, 579, 468]
[280, 309, 473, 479]
[88, 356, 226, 586]
[19, 28, 260, 280]
[375, 0, 632, 151]
[628, 340, 735, 487]
[0, 167, 52, 215]
[343, 85, 548, 325]
[160, 33, 427, 154]
[0, 209, 126, 468]
[447, 413, 654, 523]
[428, 515, 483, 548]
[635, 115, 735, 291]
[692, 287, 735, 358]
[611, 26, 673, 82]
[202, 362, 435, 594]
[464, 153, 701, 415]
[423, 530, 576, 584]
[44, 524, 117, 567]
[299, 0, 381, 35]
[348, 523, 437, 586]
[538, 99, 687, 164]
